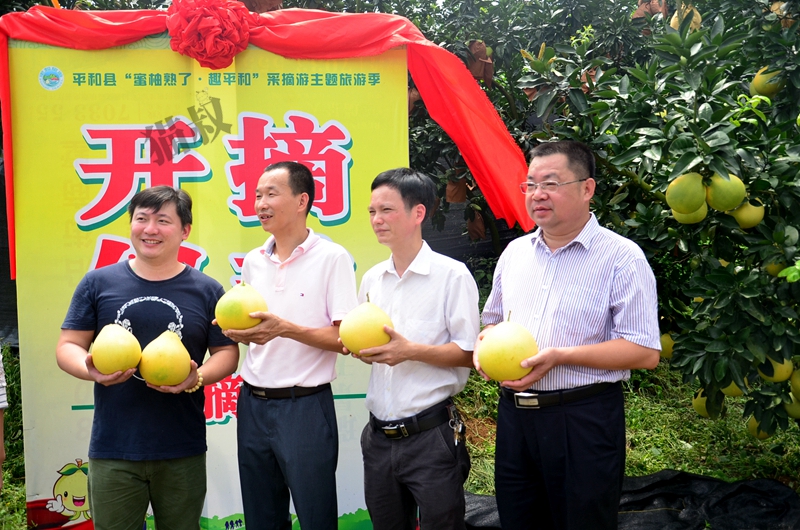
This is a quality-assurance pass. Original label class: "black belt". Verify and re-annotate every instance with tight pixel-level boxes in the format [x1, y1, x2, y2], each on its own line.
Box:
[501, 382, 615, 409]
[244, 381, 330, 400]
[370, 399, 455, 439]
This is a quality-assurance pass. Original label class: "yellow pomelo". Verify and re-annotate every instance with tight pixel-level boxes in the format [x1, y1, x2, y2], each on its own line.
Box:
[672, 202, 707, 224]
[757, 356, 794, 383]
[478, 322, 538, 381]
[215, 282, 269, 330]
[339, 302, 394, 356]
[791, 369, 800, 400]
[764, 261, 787, 277]
[721, 378, 747, 397]
[139, 330, 191, 386]
[729, 200, 764, 229]
[692, 389, 710, 418]
[660, 333, 674, 359]
[666, 173, 706, 214]
[91, 323, 142, 375]
[747, 416, 770, 440]
[693, 297, 705, 303]
[706, 173, 746, 211]
[670, 5, 702, 31]
[784, 393, 800, 419]
[751, 67, 785, 99]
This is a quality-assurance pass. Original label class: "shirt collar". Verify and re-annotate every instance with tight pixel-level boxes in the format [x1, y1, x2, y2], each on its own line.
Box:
[382, 241, 434, 277]
[531, 212, 599, 251]
[261, 228, 320, 264]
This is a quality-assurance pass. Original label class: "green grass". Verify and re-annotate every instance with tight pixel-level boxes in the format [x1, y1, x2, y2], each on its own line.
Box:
[455, 361, 800, 496]
[1, 344, 26, 528]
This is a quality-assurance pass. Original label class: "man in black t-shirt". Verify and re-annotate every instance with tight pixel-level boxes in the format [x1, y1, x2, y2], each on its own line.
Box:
[56, 186, 238, 530]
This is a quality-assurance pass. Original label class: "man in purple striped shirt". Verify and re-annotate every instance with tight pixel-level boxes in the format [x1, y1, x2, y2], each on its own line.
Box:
[475, 141, 661, 530]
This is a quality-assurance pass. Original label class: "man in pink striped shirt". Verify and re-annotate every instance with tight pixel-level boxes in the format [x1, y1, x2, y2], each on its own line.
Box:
[475, 141, 661, 530]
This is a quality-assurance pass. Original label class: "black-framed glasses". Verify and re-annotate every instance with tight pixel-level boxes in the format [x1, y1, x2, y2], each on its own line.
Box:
[519, 178, 588, 194]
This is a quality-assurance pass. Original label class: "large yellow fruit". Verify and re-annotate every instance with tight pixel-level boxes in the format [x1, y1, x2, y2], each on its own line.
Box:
[660, 333, 675, 359]
[721, 378, 747, 397]
[666, 173, 706, 214]
[791, 370, 800, 400]
[764, 260, 787, 277]
[215, 282, 269, 330]
[672, 202, 707, 224]
[692, 389, 710, 418]
[757, 356, 794, 383]
[91, 323, 142, 375]
[670, 4, 702, 31]
[706, 173, 746, 211]
[339, 302, 394, 356]
[478, 322, 538, 381]
[784, 394, 800, 419]
[729, 200, 764, 229]
[139, 330, 191, 386]
[750, 67, 785, 98]
[747, 416, 770, 440]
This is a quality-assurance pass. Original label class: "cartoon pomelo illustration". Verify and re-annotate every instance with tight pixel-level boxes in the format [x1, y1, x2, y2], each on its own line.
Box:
[45, 459, 92, 521]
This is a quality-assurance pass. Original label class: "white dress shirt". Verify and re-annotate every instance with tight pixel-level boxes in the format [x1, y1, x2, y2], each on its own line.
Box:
[482, 214, 660, 391]
[360, 241, 480, 420]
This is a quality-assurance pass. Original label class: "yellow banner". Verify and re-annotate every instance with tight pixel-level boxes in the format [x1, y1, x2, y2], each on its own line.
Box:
[12, 35, 406, 528]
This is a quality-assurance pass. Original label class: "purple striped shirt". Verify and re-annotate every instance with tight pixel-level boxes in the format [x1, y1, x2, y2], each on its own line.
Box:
[482, 214, 660, 390]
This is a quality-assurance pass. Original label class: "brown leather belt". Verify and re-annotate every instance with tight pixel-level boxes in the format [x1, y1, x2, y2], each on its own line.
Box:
[244, 381, 330, 400]
[501, 382, 615, 409]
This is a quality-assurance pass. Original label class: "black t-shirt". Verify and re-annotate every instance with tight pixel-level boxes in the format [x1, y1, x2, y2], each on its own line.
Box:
[62, 262, 234, 460]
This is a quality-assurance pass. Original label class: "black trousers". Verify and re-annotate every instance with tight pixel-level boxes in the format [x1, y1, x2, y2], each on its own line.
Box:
[237, 384, 339, 530]
[495, 382, 626, 530]
[361, 419, 471, 530]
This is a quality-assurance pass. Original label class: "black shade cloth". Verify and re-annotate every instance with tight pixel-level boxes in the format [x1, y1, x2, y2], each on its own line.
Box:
[465, 469, 800, 530]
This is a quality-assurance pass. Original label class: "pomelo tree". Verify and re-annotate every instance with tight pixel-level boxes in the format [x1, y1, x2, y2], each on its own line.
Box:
[291, 0, 800, 435]
[520, 1, 800, 435]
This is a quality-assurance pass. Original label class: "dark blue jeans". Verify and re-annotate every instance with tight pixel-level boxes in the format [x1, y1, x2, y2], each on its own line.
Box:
[495, 382, 626, 530]
[237, 384, 339, 530]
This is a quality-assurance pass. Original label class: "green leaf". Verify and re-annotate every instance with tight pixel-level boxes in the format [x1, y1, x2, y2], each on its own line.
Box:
[746, 338, 767, 362]
[567, 89, 589, 113]
[706, 340, 728, 353]
[714, 357, 730, 382]
[670, 152, 703, 178]
[704, 131, 730, 148]
[609, 148, 642, 166]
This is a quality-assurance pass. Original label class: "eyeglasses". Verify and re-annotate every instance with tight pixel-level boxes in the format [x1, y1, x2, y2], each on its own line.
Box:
[519, 178, 588, 194]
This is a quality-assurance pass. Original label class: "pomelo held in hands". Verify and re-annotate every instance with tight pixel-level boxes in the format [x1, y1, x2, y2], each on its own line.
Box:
[215, 282, 269, 330]
[478, 322, 538, 381]
[91, 323, 142, 374]
[339, 302, 394, 356]
[139, 330, 191, 386]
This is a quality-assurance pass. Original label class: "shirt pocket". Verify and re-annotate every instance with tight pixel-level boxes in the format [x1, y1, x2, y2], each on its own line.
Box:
[555, 284, 608, 342]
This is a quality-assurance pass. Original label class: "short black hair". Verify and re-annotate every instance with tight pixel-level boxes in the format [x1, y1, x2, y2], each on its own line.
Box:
[128, 186, 192, 227]
[529, 141, 596, 181]
[371, 168, 436, 221]
[264, 161, 315, 215]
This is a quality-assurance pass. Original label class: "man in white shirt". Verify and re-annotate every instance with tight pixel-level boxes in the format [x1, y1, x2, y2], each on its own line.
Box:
[476, 141, 660, 530]
[224, 161, 358, 530]
[350, 168, 480, 530]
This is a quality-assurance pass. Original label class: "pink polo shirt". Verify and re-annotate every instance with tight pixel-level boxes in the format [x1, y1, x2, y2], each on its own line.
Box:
[240, 229, 358, 388]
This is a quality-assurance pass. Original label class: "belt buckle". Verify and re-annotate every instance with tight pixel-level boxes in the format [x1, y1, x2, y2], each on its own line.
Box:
[514, 392, 540, 409]
[381, 423, 408, 439]
[251, 388, 267, 398]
